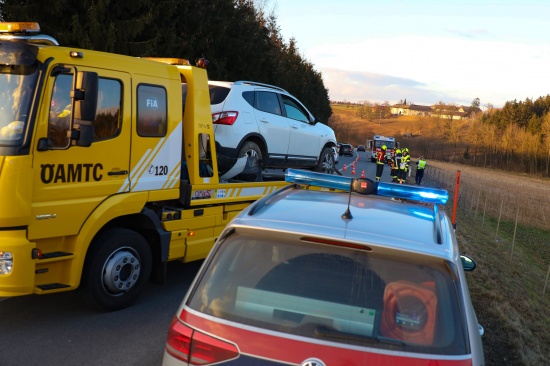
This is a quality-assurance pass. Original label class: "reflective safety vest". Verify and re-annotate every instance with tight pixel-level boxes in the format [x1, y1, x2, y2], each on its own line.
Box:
[394, 153, 403, 169]
[401, 154, 409, 170]
[376, 151, 386, 164]
[418, 159, 427, 169]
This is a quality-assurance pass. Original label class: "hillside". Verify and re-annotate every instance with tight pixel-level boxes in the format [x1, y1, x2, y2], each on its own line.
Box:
[328, 104, 471, 161]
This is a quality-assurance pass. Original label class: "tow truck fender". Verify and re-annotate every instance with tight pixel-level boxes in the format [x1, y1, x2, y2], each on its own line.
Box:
[65, 191, 153, 288]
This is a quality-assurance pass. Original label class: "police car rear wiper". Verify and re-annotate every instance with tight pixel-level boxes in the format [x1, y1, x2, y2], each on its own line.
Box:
[314, 326, 406, 347]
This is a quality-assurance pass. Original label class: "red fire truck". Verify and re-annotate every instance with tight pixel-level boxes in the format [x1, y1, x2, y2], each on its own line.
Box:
[367, 135, 399, 162]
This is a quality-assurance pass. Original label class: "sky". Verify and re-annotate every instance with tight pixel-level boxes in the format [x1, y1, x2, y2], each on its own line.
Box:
[271, 0, 550, 109]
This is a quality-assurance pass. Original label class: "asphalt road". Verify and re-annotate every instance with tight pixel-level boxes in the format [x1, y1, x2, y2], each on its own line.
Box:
[0, 260, 203, 366]
[0, 149, 393, 366]
[336, 150, 394, 182]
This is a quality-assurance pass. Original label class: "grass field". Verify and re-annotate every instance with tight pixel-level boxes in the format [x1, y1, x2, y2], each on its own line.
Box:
[424, 161, 550, 365]
[330, 105, 550, 364]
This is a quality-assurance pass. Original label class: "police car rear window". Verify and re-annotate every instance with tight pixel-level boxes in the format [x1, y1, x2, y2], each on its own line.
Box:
[187, 232, 469, 355]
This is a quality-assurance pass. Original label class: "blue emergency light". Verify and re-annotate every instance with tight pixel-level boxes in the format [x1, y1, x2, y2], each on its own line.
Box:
[285, 169, 448, 205]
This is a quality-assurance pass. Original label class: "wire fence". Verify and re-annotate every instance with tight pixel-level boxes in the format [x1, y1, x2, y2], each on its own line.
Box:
[413, 162, 550, 298]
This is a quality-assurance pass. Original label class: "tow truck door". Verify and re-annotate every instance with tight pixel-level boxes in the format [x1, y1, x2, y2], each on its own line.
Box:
[30, 68, 131, 240]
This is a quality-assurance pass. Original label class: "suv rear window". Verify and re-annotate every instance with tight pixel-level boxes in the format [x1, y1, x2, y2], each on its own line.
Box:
[187, 232, 468, 355]
[209, 85, 230, 105]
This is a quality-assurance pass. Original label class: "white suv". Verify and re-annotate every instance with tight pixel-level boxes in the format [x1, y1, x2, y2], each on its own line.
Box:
[209, 81, 337, 175]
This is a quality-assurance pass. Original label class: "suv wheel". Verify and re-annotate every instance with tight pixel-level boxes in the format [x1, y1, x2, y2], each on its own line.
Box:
[239, 141, 262, 160]
[313, 146, 335, 173]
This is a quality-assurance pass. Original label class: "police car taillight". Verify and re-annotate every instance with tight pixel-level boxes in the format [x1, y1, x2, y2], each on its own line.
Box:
[212, 111, 238, 125]
[165, 317, 239, 364]
[285, 169, 448, 204]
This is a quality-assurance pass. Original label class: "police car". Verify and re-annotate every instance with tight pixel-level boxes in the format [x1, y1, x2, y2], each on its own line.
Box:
[163, 170, 484, 366]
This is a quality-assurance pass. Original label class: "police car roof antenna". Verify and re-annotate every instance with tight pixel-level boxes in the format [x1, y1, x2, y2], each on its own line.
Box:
[341, 180, 354, 220]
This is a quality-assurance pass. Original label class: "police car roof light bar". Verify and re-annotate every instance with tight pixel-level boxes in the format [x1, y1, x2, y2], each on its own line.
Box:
[377, 182, 448, 204]
[285, 169, 448, 205]
[285, 169, 352, 191]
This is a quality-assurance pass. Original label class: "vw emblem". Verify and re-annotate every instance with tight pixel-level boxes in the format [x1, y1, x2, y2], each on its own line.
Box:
[301, 358, 325, 366]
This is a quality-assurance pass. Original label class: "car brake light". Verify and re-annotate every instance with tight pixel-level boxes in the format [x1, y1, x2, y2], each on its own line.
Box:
[165, 317, 239, 365]
[165, 318, 193, 363]
[212, 111, 238, 125]
[190, 330, 239, 365]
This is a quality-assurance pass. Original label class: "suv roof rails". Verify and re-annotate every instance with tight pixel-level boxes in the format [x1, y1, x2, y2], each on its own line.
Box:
[234, 80, 288, 93]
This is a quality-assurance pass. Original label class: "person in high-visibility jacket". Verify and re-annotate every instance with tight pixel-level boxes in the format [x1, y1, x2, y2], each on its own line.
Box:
[399, 148, 410, 184]
[415, 156, 427, 185]
[375, 145, 387, 181]
[390, 148, 402, 183]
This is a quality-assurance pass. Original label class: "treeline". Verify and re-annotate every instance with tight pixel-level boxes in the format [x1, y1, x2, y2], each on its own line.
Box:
[409, 96, 550, 177]
[0, 0, 332, 121]
[472, 95, 550, 176]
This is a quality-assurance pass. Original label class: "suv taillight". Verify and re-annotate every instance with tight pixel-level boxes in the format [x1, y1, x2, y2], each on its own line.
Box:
[165, 317, 239, 365]
[212, 111, 238, 125]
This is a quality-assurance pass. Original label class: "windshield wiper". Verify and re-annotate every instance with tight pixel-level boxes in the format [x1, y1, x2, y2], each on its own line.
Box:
[315, 326, 406, 347]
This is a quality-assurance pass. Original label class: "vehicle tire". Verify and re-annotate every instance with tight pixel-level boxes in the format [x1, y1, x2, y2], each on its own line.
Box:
[238, 141, 262, 160]
[313, 146, 335, 174]
[81, 228, 152, 312]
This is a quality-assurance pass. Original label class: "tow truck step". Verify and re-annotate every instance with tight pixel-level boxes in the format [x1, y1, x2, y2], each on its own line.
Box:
[37, 283, 71, 291]
[39, 251, 73, 259]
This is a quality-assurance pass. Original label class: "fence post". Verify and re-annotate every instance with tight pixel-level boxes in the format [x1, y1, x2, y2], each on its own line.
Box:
[475, 189, 481, 218]
[510, 203, 520, 260]
[543, 264, 550, 298]
[482, 195, 488, 228]
[451, 171, 461, 230]
[495, 196, 504, 241]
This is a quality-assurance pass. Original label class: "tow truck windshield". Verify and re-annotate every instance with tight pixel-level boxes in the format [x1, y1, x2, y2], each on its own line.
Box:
[0, 42, 40, 146]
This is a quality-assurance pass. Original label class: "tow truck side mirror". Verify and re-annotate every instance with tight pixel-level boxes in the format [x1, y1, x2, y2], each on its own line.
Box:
[73, 71, 98, 122]
[72, 71, 98, 147]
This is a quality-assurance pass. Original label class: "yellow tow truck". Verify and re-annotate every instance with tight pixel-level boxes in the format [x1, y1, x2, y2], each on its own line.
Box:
[0, 22, 289, 310]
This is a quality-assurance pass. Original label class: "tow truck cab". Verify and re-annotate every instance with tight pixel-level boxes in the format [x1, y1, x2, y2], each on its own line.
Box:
[0, 22, 287, 311]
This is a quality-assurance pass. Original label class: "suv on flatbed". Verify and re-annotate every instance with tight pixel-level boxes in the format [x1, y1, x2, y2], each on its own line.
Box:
[163, 170, 484, 366]
[208, 81, 337, 175]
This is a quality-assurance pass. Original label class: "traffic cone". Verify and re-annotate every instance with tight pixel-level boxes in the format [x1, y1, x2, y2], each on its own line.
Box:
[352, 165, 356, 175]
[361, 170, 365, 178]
[343, 164, 347, 172]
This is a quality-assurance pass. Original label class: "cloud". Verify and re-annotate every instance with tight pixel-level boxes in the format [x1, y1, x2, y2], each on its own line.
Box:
[321, 68, 460, 105]
[305, 35, 550, 108]
[445, 28, 491, 39]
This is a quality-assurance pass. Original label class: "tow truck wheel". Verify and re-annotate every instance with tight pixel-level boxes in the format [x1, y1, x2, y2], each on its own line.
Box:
[313, 146, 335, 174]
[82, 228, 152, 311]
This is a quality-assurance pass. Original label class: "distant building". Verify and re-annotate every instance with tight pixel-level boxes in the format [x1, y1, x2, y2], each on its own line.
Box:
[391, 104, 432, 116]
[391, 103, 482, 119]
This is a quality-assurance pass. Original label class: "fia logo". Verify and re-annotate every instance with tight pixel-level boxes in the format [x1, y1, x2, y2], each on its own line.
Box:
[146, 98, 159, 110]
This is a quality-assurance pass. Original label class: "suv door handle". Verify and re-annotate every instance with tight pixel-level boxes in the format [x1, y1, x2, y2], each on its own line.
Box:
[259, 118, 269, 123]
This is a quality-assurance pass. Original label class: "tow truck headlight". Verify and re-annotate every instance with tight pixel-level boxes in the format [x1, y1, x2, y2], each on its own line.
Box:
[0, 251, 13, 275]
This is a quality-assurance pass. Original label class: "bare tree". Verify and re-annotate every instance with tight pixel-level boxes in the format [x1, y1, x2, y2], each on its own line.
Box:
[542, 112, 550, 176]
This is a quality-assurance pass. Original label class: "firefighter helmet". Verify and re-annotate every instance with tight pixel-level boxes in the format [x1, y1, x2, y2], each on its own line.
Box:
[382, 145, 387, 150]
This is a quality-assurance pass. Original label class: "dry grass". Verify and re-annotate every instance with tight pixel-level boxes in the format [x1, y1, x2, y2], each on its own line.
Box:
[331, 105, 550, 364]
[422, 161, 550, 365]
